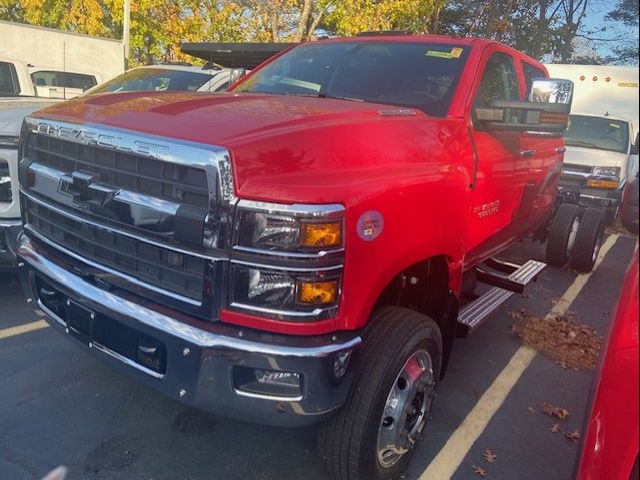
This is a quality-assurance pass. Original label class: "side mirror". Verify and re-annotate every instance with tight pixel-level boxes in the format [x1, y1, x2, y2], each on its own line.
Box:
[475, 78, 574, 133]
[631, 133, 639, 155]
[229, 68, 247, 86]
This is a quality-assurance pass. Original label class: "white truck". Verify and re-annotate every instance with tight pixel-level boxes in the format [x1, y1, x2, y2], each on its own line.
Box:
[545, 64, 639, 221]
[1, 20, 125, 99]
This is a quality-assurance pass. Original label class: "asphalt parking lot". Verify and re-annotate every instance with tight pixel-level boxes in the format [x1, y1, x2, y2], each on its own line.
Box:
[0, 233, 637, 480]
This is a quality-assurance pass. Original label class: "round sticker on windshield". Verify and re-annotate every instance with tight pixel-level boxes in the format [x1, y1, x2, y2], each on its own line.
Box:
[357, 211, 384, 241]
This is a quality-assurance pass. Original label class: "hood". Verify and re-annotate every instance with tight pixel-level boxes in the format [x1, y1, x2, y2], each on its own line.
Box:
[32, 91, 418, 146]
[30, 91, 451, 203]
[564, 145, 629, 169]
[0, 98, 60, 135]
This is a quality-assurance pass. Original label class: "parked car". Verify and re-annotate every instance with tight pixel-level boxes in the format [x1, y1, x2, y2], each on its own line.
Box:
[16, 34, 575, 480]
[84, 64, 242, 95]
[575, 197, 638, 479]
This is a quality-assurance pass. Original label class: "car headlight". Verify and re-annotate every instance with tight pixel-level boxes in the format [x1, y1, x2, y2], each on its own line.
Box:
[592, 166, 621, 178]
[588, 166, 622, 189]
[229, 200, 344, 321]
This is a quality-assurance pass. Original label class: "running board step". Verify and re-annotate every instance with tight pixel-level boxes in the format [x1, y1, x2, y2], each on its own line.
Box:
[457, 259, 546, 333]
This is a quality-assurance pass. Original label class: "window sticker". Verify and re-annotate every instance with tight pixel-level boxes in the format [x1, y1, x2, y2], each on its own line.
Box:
[425, 47, 464, 59]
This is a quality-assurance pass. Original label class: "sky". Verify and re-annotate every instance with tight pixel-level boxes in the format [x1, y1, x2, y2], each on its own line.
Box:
[582, 0, 639, 62]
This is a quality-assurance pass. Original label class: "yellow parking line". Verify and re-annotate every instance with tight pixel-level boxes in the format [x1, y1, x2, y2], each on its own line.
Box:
[419, 234, 619, 480]
[0, 319, 49, 340]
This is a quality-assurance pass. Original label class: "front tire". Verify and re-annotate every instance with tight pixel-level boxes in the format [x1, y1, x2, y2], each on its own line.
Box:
[318, 307, 442, 480]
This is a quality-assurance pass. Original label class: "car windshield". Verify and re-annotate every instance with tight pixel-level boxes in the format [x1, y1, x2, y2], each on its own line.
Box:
[233, 41, 469, 117]
[87, 68, 216, 94]
[564, 115, 630, 154]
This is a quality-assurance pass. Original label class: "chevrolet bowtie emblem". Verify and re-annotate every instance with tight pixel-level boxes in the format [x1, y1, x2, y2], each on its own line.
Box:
[64, 171, 117, 207]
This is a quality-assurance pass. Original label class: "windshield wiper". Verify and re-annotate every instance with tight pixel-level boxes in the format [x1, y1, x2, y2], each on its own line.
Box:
[316, 93, 364, 102]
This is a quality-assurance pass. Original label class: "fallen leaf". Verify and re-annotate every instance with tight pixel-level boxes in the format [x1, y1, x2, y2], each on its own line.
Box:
[473, 465, 488, 477]
[482, 448, 497, 463]
[550, 423, 560, 433]
[540, 402, 570, 420]
[564, 430, 581, 443]
[555, 361, 570, 370]
[527, 406, 535, 414]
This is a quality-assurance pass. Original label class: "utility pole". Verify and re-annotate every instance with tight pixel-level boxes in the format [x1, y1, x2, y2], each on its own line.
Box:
[123, 0, 131, 69]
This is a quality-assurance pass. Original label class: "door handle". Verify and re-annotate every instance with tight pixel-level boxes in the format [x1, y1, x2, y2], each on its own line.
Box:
[555, 147, 567, 154]
[519, 149, 536, 157]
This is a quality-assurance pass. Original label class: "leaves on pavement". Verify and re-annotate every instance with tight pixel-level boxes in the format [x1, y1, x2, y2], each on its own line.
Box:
[550, 423, 560, 433]
[482, 448, 497, 463]
[473, 465, 488, 477]
[512, 310, 601, 369]
[540, 402, 570, 419]
[564, 430, 581, 443]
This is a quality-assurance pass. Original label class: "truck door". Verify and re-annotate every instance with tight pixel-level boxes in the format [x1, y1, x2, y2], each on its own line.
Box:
[519, 60, 564, 229]
[465, 50, 526, 265]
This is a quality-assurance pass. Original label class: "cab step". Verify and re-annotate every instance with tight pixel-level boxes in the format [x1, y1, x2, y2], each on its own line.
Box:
[457, 259, 546, 334]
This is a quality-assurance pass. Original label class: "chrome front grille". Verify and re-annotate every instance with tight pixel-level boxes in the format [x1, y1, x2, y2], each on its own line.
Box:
[19, 117, 237, 317]
[24, 196, 206, 301]
[562, 163, 592, 175]
[24, 132, 209, 208]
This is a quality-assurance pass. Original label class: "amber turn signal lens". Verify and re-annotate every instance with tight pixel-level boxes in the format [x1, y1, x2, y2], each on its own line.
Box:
[586, 179, 618, 189]
[297, 280, 338, 305]
[300, 222, 341, 248]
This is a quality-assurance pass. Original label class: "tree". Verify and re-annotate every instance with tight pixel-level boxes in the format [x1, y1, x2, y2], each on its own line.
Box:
[604, 0, 639, 64]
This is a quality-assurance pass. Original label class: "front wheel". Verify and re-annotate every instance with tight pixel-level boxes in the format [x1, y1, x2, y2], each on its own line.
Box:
[318, 307, 442, 480]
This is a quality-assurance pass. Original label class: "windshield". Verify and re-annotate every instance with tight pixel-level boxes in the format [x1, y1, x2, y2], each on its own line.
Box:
[87, 68, 216, 94]
[233, 42, 469, 117]
[564, 115, 630, 154]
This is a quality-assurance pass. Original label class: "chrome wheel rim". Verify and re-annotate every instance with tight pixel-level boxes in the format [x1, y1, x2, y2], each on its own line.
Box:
[376, 349, 435, 469]
[567, 217, 580, 257]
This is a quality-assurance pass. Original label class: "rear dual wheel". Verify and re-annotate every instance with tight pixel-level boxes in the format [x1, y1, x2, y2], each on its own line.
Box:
[569, 207, 606, 273]
[545, 204, 606, 273]
[546, 203, 582, 267]
[318, 307, 442, 480]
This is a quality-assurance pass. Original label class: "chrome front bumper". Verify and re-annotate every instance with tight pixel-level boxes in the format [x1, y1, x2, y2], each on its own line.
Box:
[17, 233, 361, 427]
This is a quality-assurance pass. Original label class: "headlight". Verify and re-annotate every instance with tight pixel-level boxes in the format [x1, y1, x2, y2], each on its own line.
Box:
[588, 166, 622, 189]
[229, 200, 344, 321]
[592, 166, 621, 178]
[236, 205, 343, 252]
[0, 135, 19, 149]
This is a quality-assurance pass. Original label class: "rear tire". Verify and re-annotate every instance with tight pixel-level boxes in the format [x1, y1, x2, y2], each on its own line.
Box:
[546, 203, 582, 267]
[318, 307, 442, 480]
[570, 207, 606, 273]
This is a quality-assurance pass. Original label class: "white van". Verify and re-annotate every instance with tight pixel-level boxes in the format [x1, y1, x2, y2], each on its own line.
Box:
[545, 64, 639, 220]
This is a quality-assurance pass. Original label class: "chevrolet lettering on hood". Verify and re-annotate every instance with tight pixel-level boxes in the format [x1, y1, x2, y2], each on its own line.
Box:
[35, 120, 170, 160]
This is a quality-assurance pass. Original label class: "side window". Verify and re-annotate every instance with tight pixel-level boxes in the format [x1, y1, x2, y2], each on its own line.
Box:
[474, 52, 519, 106]
[31, 71, 97, 90]
[65, 73, 97, 90]
[522, 62, 546, 98]
[0, 61, 20, 95]
[213, 80, 231, 92]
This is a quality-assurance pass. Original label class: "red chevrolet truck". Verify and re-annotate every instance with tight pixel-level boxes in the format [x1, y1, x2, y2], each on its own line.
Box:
[16, 35, 575, 479]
